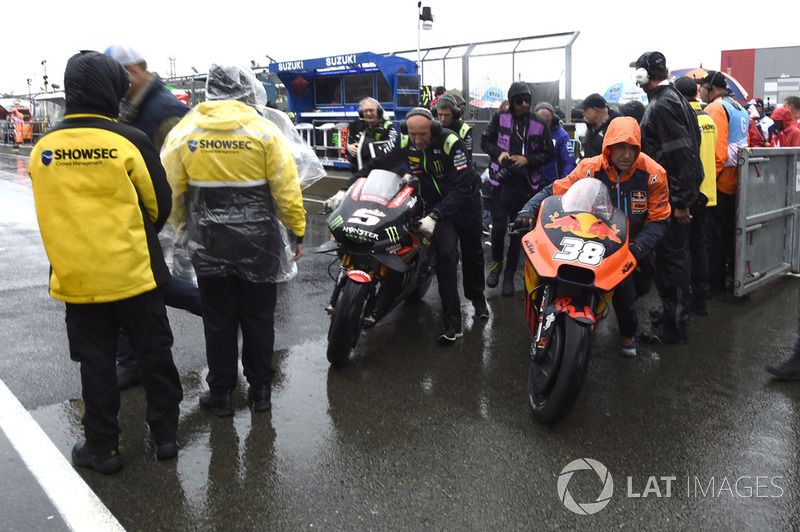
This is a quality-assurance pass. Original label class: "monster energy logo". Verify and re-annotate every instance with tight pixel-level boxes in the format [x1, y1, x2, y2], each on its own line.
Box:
[385, 226, 400, 244]
[329, 215, 344, 230]
[433, 160, 444, 174]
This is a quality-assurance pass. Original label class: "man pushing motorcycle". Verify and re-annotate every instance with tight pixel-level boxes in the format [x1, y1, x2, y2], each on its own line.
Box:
[513, 116, 671, 356]
[325, 107, 488, 344]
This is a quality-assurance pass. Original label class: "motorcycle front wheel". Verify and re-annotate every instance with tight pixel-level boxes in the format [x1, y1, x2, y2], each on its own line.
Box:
[528, 314, 592, 425]
[327, 280, 372, 368]
[405, 258, 435, 302]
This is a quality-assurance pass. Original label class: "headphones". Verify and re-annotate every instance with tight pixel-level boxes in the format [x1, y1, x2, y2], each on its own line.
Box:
[436, 94, 462, 120]
[633, 52, 666, 87]
[358, 97, 384, 120]
[400, 107, 443, 137]
[708, 70, 725, 91]
[635, 67, 649, 87]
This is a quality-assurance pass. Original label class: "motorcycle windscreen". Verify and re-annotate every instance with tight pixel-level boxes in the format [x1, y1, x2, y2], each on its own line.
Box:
[352, 169, 403, 206]
[522, 193, 635, 291]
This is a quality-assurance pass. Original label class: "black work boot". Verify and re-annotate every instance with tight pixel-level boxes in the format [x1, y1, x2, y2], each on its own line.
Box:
[247, 385, 272, 412]
[71, 440, 123, 475]
[501, 268, 515, 297]
[199, 390, 235, 417]
[486, 260, 502, 288]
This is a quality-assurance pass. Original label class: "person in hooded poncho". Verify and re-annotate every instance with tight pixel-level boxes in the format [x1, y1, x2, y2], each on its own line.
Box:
[161, 64, 306, 416]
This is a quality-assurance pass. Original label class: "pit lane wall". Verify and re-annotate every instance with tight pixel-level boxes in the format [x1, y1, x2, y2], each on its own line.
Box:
[736, 147, 800, 296]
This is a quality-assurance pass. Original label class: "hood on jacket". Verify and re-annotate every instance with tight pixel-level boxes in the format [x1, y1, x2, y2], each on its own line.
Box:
[64, 51, 130, 118]
[206, 64, 267, 107]
[601, 116, 641, 161]
[771, 106, 794, 125]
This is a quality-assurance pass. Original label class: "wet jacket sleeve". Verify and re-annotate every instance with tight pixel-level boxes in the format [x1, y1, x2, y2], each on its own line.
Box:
[640, 91, 702, 209]
[480, 113, 503, 163]
[632, 163, 672, 255]
[430, 135, 478, 221]
[129, 131, 172, 233]
[347, 142, 406, 188]
[522, 184, 554, 213]
[705, 102, 729, 176]
[263, 131, 306, 238]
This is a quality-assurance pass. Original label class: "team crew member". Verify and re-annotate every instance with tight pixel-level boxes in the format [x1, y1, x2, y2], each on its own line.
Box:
[632, 51, 704, 345]
[534, 101, 576, 184]
[103, 44, 201, 391]
[352, 107, 489, 344]
[29, 51, 183, 473]
[323, 98, 396, 210]
[698, 70, 750, 300]
[347, 97, 396, 171]
[436, 94, 474, 162]
[162, 64, 306, 416]
[514, 117, 671, 356]
[481, 81, 554, 296]
[674, 76, 718, 316]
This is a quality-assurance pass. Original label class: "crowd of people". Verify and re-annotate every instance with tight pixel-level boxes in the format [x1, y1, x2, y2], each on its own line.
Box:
[27, 45, 800, 475]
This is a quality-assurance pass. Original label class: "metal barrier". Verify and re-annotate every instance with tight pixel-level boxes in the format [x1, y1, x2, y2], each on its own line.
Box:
[735, 147, 800, 296]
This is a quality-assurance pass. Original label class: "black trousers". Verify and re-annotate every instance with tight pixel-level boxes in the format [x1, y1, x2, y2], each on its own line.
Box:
[65, 287, 182, 453]
[653, 212, 692, 334]
[432, 197, 485, 329]
[118, 275, 202, 370]
[690, 204, 710, 307]
[490, 183, 534, 270]
[197, 276, 277, 392]
[708, 191, 736, 295]
[612, 275, 638, 339]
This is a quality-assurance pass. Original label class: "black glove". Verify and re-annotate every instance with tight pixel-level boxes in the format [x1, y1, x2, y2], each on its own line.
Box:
[630, 241, 643, 262]
[513, 210, 537, 232]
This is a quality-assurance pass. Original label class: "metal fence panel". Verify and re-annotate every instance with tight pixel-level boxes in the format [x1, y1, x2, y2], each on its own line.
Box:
[735, 147, 800, 296]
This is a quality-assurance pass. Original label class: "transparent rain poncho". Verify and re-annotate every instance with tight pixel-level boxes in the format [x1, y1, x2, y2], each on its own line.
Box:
[161, 64, 324, 283]
[560, 177, 615, 221]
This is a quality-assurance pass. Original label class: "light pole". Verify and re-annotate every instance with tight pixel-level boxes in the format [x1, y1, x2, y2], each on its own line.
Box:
[27, 78, 32, 118]
[41, 60, 48, 93]
[417, 2, 433, 75]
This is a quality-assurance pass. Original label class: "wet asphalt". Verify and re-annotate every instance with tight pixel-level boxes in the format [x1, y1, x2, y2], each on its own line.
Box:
[2, 147, 800, 530]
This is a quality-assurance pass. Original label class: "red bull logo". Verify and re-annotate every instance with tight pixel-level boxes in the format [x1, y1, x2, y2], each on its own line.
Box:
[545, 211, 621, 244]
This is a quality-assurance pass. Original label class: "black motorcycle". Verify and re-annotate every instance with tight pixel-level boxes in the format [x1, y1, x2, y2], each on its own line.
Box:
[318, 169, 435, 367]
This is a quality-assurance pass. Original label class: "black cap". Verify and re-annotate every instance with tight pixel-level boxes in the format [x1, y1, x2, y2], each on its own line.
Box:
[582, 93, 607, 110]
[699, 70, 727, 89]
[674, 76, 699, 98]
[630, 51, 666, 70]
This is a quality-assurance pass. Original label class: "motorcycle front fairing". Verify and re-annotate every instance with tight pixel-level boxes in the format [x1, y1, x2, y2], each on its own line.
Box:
[325, 169, 425, 276]
[522, 193, 636, 293]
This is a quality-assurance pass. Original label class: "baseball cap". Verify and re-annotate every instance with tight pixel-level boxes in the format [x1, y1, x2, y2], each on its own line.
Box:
[629, 51, 666, 70]
[582, 93, 607, 110]
[103, 45, 145, 66]
[674, 76, 699, 98]
[749, 98, 764, 107]
[699, 70, 727, 89]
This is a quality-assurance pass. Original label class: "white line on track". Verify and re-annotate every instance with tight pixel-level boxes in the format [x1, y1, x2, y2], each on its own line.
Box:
[0, 378, 124, 531]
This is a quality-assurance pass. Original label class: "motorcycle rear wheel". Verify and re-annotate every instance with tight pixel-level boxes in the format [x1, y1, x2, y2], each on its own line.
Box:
[327, 280, 371, 368]
[528, 314, 592, 425]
